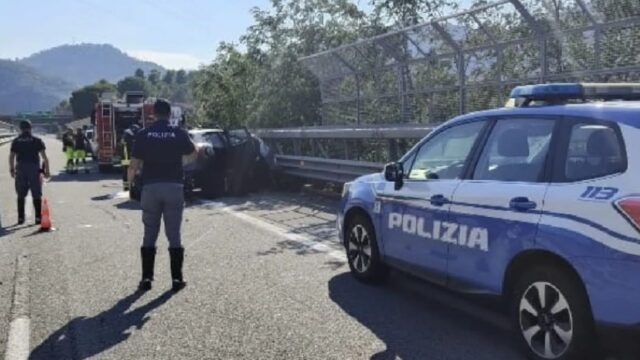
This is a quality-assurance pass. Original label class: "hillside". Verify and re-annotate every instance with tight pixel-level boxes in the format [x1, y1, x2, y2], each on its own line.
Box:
[0, 60, 74, 114]
[22, 44, 163, 87]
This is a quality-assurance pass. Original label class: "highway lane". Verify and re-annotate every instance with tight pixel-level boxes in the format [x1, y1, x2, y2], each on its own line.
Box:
[0, 137, 524, 359]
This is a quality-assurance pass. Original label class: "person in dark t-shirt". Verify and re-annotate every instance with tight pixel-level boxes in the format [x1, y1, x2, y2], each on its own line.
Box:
[9, 120, 50, 225]
[129, 99, 198, 292]
[73, 128, 89, 172]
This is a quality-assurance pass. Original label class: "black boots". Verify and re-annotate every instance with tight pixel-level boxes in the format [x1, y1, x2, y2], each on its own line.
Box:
[139, 247, 156, 291]
[17, 198, 41, 225]
[17, 198, 25, 224]
[169, 248, 186, 292]
[33, 197, 41, 225]
[138, 247, 185, 292]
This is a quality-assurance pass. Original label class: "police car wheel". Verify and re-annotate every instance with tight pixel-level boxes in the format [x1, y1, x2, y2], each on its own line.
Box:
[345, 215, 387, 283]
[511, 266, 596, 360]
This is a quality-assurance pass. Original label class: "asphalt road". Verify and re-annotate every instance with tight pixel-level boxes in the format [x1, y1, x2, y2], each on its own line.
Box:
[0, 136, 527, 359]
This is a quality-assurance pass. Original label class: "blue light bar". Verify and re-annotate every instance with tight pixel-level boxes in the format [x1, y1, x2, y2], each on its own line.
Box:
[509, 83, 582, 100]
[510, 83, 640, 102]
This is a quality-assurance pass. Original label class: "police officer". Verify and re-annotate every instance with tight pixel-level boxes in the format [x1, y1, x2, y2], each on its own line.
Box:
[9, 120, 50, 225]
[128, 99, 198, 292]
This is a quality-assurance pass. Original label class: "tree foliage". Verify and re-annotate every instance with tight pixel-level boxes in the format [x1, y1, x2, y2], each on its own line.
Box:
[68, 68, 195, 119]
[117, 76, 151, 96]
[190, 0, 640, 129]
[69, 79, 116, 119]
[191, 0, 369, 128]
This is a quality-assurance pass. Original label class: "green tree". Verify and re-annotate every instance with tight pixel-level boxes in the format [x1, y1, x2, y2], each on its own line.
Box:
[162, 70, 175, 84]
[192, 43, 257, 127]
[148, 69, 161, 86]
[117, 76, 151, 96]
[176, 70, 188, 84]
[134, 68, 145, 78]
[69, 79, 116, 119]
[369, 0, 458, 27]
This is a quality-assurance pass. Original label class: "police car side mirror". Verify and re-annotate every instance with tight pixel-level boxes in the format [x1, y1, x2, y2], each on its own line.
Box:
[384, 162, 404, 190]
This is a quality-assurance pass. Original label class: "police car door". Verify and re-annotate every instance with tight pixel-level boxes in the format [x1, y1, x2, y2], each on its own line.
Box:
[448, 118, 556, 292]
[384, 120, 488, 284]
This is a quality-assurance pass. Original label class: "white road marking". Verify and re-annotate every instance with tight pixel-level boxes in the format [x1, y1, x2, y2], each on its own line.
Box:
[4, 318, 29, 360]
[195, 200, 346, 262]
[4, 255, 30, 360]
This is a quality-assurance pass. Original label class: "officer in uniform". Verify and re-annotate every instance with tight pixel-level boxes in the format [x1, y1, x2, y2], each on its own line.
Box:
[9, 120, 50, 225]
[128, 99, 198, 292]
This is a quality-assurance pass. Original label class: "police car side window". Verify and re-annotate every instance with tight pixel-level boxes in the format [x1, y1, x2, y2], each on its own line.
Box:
[407, 121, 484, 181]
[473, 119, 554, 182]
[564, 123, 625, 181]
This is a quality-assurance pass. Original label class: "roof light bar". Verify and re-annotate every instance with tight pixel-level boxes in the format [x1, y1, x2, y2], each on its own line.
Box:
[510, 83, 640, 102]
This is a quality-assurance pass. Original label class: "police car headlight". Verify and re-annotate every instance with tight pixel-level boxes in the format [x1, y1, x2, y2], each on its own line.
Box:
[342, 182, 352, 198]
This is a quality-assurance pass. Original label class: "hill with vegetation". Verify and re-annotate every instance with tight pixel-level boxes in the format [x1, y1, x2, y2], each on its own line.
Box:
[0, 59, 74, 114]
[22, 44, 163, 87]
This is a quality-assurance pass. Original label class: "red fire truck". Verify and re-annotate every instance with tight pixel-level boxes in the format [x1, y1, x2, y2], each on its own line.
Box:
[94, 91, 155, 172]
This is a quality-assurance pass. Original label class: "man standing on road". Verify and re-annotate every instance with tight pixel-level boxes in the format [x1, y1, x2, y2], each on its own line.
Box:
[128, 99, 198, 292]
[73, 128, 89, 173]
[9, 120, 50, 225]
[62, 129, 75, 173]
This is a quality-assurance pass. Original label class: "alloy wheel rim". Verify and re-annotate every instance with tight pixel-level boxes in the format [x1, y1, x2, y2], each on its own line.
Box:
[347, 224, 372, 273]
[519, 281, 574, 359]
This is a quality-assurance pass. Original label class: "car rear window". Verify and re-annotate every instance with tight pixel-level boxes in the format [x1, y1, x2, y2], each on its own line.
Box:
[564, 123, 626, 181]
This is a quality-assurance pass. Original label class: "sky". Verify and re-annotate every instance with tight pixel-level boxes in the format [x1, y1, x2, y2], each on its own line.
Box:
[0, 0, 275, 69]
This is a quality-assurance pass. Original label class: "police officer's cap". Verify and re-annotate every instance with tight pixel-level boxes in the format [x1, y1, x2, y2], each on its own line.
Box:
[19, 120, 32, 130]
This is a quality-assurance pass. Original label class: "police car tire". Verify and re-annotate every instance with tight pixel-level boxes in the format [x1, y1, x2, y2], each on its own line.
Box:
[511, 266, 597, 360]
[345, 214, 388, 284]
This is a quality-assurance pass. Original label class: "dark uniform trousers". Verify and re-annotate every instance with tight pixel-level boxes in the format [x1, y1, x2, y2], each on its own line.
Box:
[15, 162, 42, 219]
[141, 183, 184, 248]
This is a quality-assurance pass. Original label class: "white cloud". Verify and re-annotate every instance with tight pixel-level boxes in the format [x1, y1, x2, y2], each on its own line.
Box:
[126, 50, 206, 70]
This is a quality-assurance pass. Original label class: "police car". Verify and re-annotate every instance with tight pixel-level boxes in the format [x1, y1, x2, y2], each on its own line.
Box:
[338, 83, 640, 360]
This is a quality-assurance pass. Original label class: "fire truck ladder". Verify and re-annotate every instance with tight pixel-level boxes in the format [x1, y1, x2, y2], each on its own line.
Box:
[101, 103, 114, 160]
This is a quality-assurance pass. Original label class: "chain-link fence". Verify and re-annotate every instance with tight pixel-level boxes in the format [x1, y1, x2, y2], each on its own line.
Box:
[301, 0, 640, 126]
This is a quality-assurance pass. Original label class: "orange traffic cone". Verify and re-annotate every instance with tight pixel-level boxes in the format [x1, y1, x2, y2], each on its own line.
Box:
[40, 198, 53, 232]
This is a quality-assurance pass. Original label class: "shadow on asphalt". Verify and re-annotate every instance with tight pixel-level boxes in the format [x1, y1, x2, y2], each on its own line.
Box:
[114, 200, 141, 210]
[29, 290, 175, 360]
[49, 168, 120, 183]
[0, 223, 29, 237]
[328, 272, 522, 360]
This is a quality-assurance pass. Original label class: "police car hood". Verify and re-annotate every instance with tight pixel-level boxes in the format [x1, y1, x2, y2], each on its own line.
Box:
[353, 172, 383, 184]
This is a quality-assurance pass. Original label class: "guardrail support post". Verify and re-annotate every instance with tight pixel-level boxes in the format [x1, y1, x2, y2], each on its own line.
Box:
[388, 139, 399, 161]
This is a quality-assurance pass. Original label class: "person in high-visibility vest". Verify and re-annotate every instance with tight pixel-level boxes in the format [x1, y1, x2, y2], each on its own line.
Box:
[121, 124, 140, 191]
[62, 129, 75, 174]
[73, 128, 90, 173]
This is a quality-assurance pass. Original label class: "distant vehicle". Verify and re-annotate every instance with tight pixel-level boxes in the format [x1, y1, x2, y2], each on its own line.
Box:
[94, 91, 155, 172]
[338, 83, 640, 360]
[94, 92, 185, 175]
[84, 128, 97, 157]
[186, 128, 273, 198]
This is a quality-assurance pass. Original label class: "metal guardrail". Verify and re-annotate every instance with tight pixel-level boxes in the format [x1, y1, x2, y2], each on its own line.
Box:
[275, 155, 384, 183]
[0, 132, 15, 145]
[258, 125, 433, 183]
[254, 124, 433, 139]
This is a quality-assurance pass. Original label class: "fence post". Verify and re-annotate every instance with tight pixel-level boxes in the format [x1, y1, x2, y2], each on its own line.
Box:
[388, 139, 399, 161]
